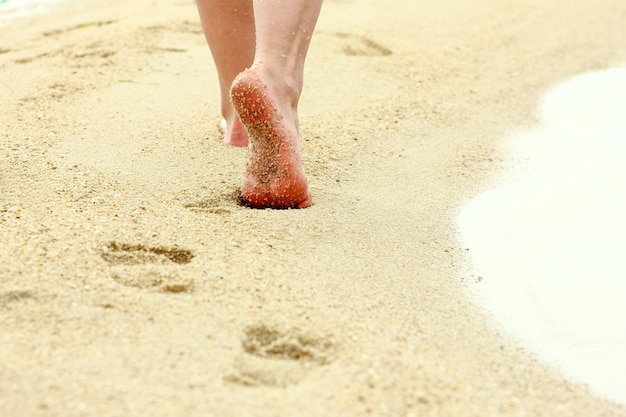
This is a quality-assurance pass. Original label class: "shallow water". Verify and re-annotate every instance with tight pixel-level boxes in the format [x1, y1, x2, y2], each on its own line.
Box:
[0, 0, 67, 26]
[458, 67, 626, 404]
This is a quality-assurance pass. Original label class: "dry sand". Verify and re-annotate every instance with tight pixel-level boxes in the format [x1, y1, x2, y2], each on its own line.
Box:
[1, 0, 626, 415]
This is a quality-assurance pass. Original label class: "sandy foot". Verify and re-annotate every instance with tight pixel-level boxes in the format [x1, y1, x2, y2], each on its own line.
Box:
[230, 68, 312, 209]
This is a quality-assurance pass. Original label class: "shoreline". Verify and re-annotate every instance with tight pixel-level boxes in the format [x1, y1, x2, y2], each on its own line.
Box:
[458, 65, 626, 405]
[2, 0, 626, 415]
[0, 0, 70, 27]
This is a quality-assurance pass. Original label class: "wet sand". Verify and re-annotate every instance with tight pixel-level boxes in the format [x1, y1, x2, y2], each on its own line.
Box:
[1, 0, 626, 415]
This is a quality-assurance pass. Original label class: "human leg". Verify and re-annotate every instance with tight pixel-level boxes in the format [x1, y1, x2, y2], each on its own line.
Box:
[230, 0, 323, 208]
[196, 0, 255, 146]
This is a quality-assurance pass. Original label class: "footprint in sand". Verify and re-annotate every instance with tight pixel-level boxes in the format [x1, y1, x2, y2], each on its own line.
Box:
[101, 241, 194, 293]
[184, 189, 243, 215]
[100, 241, 194, 265]
[323, 32, 393, 57]
[14, 21, 117, 65]
[143, 20, 204, 36]
[1, 290, 36, 306]
[225, 324, 334, 387]
[42, 20, 116, 37]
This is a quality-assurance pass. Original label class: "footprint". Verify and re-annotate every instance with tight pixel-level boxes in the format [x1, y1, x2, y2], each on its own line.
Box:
[110, 269, 194, 293]
[144, 20, 203, 35]
[15, 52, 52, 64]
[325, 32, 392, 57]
[101, 242, 194, 293]
[225, 354, 309, 388]
[242, 324, 332, 363]
[1, 290, 35, 306]
[16, 43, 114, 67]
[144, 46, 187, 54]
[42, 20, 117, 37]
[225, 324, 334, 387]
[184, 189, 243, 214]
[100, 241, 194, 265]
[13, 21, 116, 66]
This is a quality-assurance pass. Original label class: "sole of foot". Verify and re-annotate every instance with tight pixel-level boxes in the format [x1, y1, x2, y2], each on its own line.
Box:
[230, 68, 312, 209]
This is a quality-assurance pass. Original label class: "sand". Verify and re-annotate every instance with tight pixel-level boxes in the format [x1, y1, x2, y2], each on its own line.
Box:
[1, 0, 625, 415]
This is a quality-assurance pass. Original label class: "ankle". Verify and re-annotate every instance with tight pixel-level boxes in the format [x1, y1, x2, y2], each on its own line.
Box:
[249, 62, 302, 109]
[220, 103, 238, 124]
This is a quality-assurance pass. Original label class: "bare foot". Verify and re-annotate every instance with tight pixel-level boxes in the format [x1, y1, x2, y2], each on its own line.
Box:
[230, 67, 312, 209]
[220, 116, 249, 147]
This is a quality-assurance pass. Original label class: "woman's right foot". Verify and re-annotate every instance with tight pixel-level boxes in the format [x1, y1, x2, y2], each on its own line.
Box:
[230, 67, 311, 209]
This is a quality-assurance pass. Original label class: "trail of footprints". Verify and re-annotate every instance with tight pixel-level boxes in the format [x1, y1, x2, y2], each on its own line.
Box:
[2, 18, 357, 386]
[2, 21, 391, 67]
[99, 241, 335, 387]
[3, 19, 203, 103]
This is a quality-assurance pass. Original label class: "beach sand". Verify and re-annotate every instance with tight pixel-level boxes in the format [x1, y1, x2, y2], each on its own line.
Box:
[1, 0, 625, 415]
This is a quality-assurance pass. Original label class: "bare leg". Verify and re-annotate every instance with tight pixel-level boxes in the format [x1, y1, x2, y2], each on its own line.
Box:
[196, 0, 254, 146]
[231, 0, 322, 208]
